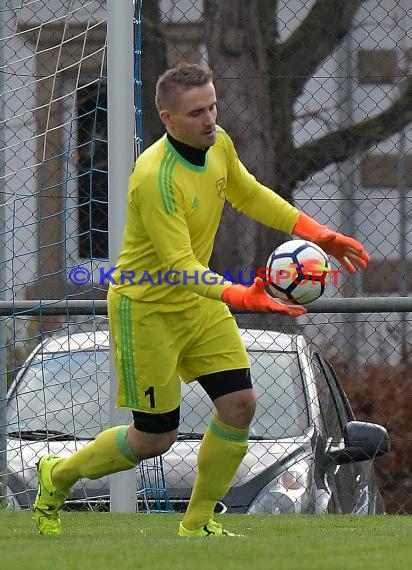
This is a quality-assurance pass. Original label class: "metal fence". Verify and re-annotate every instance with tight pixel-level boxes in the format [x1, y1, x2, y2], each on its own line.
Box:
[0, 0, 411, 514]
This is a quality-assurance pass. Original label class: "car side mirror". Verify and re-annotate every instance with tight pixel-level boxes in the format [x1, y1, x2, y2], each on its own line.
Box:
[323, 420, 390, 467]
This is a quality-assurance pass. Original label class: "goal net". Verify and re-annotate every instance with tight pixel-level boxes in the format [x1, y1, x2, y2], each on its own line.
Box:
[0, 0, 172, 513]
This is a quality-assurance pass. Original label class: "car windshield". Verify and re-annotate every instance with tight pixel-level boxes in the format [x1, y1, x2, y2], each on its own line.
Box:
[7, 350, 110, 439]
[7, 348, 309, 441]
[180, 351, 309, 439]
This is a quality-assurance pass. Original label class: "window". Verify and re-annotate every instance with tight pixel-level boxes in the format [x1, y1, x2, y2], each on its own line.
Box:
[312, 355, 342, 441]
[7, 350, 110, 439]
[313, 353, 355, 440]
[77, 83, 108, 259]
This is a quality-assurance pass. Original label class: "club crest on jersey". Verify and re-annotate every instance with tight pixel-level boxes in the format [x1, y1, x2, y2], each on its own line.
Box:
[216, 177, 226, 200]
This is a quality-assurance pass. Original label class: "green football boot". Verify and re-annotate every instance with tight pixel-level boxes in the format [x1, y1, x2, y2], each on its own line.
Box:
[178, 519, 242, 538]
[33, 455, 69, 536]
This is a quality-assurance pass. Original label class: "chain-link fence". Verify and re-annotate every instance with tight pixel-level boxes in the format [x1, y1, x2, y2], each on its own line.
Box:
[0, 1, 411, 514]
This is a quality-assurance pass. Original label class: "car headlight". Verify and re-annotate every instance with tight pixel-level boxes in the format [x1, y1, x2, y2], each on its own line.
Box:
[247, 459, 310, 514]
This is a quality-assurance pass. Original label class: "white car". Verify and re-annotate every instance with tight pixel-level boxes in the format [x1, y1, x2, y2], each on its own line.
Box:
[4, 328, 389, 514]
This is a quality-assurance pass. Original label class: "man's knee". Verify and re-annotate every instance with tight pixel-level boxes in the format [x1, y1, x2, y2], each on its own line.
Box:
[126, 407, 180, 458]
[127, 424, 177, 458]
[196, 368, 256, 428]
[214, 389, 257, 428]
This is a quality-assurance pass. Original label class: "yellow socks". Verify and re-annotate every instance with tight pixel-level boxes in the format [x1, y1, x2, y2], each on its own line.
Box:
[50, 416, 248, 527]
[182, 414, 249, 530]
[51, 425, 140, 491]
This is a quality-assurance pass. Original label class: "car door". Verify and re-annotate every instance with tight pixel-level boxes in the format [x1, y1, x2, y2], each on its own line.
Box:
[312, 353, 364, 513]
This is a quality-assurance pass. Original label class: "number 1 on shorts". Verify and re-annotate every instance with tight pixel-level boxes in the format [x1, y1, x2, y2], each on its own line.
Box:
[144, 386, 156, 408]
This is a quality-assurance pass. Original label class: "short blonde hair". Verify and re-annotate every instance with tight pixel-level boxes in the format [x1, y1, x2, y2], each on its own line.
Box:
[155, 63, 214, 111]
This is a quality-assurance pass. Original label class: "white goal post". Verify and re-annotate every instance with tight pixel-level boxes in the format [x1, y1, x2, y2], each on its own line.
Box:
[0, 0, 143, 513]
[107, 0, 136, 513]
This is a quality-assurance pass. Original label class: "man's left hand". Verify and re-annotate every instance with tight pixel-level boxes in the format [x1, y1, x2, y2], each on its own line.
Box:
[313, 229, 370, 273]
[293, 212, 370, 273]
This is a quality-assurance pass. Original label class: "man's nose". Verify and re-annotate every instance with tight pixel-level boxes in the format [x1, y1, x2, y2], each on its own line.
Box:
[204, 110, 215, 125]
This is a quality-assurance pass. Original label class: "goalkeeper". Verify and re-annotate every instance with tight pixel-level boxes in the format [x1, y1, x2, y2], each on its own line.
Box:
[33, 63, 369, 537]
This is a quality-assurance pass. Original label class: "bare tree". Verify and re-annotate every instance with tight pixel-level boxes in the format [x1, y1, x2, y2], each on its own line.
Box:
[205, 0, 412, 274]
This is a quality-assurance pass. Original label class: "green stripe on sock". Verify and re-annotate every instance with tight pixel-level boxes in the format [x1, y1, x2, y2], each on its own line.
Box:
[115, 426, 140, 464]
[119, 295, 139, 407]
[209, 416, 249, 443]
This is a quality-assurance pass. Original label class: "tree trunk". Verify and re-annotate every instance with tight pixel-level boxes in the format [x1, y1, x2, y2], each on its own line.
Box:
[205, 0, 300, 330]
[205, 0, 278, 278]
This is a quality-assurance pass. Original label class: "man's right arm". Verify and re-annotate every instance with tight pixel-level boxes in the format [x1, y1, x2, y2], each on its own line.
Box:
[137, 181, 305, 316]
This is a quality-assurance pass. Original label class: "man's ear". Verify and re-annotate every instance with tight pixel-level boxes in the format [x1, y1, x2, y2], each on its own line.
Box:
[159, 109, 171, 127]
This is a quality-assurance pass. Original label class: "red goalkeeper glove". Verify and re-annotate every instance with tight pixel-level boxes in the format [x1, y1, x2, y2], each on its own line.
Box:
[293, 212, 370, 273]
[222, 277, 307, 316]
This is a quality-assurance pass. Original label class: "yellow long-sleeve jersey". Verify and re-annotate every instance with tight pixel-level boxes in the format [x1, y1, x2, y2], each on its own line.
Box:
[110, 126, 299, 309]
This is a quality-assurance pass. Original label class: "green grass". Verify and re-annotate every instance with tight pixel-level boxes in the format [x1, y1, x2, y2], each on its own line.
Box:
[1, 512, 411, 570]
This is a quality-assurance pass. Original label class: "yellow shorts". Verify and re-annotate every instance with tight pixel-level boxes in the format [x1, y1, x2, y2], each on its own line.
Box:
[107, 288, 250, 414]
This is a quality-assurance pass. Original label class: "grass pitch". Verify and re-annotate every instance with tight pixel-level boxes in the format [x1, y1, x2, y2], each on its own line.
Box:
[1, 512, 411, 570]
